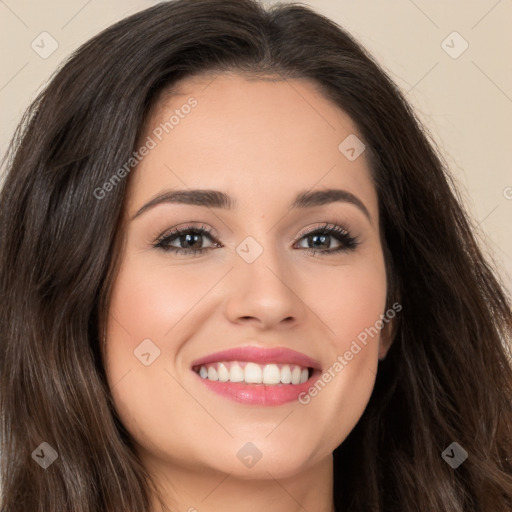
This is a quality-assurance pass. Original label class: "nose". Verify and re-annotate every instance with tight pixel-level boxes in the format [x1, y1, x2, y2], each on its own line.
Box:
[223, 244, 306, 329]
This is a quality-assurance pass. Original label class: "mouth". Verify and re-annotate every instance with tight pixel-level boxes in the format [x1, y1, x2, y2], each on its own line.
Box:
[190, 346, 321, 406]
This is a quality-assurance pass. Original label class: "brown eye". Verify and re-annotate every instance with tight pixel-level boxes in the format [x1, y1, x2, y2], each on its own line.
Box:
[295, 223, 359, 255]
[154, 225, 219, 254]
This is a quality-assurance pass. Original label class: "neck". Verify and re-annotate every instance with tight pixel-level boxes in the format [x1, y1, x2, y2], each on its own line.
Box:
[146, 454, 335, 512]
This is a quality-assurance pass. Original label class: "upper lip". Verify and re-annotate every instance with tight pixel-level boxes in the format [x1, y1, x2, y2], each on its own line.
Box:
[191, 346, 322, 370]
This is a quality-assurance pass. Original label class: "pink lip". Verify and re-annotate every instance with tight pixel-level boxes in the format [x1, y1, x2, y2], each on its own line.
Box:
[191, 346, 321, 406]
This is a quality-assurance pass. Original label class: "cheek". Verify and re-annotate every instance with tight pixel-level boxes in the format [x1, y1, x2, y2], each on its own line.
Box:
[107, 255, 212, 343]
[295, 256, 387, 443]
[102, 254, 206, 401]
[103, 256, 213, 456]
[302, 256, 388, 350]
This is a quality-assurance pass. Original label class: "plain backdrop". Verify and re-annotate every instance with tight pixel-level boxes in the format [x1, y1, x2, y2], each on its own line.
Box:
[1, 0, 511, 294]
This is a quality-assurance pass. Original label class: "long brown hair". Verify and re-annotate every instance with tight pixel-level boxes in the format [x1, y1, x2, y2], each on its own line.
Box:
[1, 1, 511, 511]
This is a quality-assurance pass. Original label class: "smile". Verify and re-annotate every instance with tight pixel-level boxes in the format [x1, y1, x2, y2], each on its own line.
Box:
[190, 346, 321, 406]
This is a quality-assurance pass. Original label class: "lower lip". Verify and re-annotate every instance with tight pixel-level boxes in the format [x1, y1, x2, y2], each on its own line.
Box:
[195, 371, 319, 406]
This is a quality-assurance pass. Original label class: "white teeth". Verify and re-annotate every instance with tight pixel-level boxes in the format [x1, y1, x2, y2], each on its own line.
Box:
[262, 364, 281, 385]
[280, 365, 292, 384]
[229, 364, 244, 382]
[217, 363, 230, 382]
[197, 361, 311, 385]
[207, 366, 218, 381]
[244, 362, 262, 384]
[291, 366, 302, 385]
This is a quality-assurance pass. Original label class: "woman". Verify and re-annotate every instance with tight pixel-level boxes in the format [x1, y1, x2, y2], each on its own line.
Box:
[1, 1, 511, 511]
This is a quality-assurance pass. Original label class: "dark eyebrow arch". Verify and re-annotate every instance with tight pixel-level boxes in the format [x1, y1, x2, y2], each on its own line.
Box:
[131, 188, 371, 222]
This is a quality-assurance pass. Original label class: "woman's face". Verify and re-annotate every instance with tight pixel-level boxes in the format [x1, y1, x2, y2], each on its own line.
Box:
[104, 72, 390, 481]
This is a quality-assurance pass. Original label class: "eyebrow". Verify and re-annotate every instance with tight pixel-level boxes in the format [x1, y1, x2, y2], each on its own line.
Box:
[131, 188, 371, 222]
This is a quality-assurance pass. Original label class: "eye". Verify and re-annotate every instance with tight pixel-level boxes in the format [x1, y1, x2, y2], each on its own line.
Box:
[153, 224, 220, 255]
[294, 223, 359, 255]
[153, 222, 359, 257]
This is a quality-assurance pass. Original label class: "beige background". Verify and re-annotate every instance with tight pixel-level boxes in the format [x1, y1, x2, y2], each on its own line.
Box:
[1, 0, 511, 293]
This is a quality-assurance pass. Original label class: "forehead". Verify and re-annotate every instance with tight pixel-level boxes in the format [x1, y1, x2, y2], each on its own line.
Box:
[126, 72, 377, 220]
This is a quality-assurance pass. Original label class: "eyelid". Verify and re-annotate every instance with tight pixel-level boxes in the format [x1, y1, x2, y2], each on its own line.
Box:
[297, 222, 348, 237]
[152, 220, 360, 257]
[154, 221, 351, 244]
[155, 222, 218, 242]
[294, 222, 359, 250]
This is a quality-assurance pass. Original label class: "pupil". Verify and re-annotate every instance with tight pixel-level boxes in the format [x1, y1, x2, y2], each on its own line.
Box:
[311, 234, 329, 248]
[183, 233, 200, 248]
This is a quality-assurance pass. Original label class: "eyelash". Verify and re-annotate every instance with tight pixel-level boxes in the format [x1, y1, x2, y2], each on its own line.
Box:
[153, 223, 359, 257]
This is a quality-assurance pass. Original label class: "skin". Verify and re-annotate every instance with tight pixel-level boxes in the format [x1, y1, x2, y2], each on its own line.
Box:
[104, 72, 392, 512]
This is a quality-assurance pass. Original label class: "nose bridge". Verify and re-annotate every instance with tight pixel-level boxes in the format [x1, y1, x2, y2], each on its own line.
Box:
[237, 233, 293, 299]
[224, 232, 304, 326]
